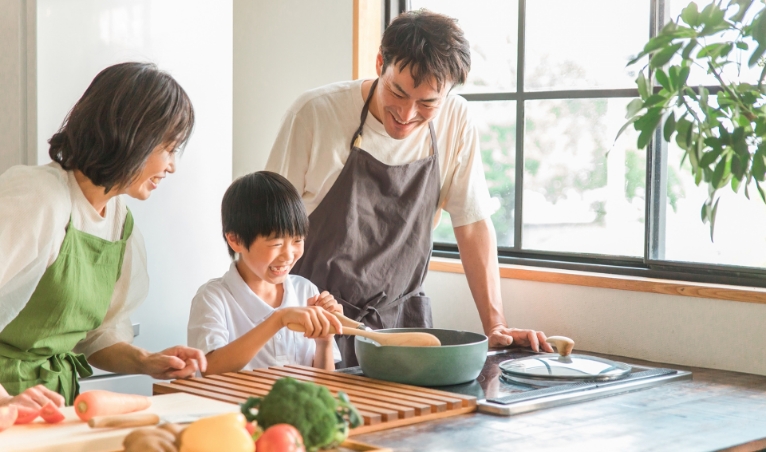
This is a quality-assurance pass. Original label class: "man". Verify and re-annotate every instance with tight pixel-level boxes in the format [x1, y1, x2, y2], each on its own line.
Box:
[266, 9, 553, 366]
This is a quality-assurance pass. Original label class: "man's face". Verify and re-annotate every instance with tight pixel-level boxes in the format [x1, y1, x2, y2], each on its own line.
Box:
[373, 54, 453, 140]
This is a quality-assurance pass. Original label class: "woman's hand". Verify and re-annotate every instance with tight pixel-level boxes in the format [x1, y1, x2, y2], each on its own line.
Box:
[308, 291, 343, 314]
[0, 384, 64, 409]
[279, 306, 342, 339]
[140, 346, 208, 380]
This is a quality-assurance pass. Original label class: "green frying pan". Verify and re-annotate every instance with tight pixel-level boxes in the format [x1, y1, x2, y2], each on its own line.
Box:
[354, 328, 488, 386]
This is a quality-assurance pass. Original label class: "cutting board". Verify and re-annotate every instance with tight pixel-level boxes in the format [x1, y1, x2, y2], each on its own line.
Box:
[1, 393, 239, 452]
[154, 364, 477, 435]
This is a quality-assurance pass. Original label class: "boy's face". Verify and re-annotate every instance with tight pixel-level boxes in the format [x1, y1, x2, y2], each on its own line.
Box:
[228, 233, 305, 287]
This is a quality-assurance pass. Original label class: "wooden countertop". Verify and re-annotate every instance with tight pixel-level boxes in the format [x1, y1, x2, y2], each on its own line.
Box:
[351, 353, 766, 451]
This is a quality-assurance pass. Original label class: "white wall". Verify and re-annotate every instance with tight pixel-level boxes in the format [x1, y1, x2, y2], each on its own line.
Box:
[0, 0, 35, 173]
[36, 0, 234, 355]
[426, 268, 766, 376]
[232, 0, 352, 176]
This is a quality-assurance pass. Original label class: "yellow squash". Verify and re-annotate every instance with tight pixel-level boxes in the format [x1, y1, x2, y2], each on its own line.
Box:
[180, 412, 255, 452]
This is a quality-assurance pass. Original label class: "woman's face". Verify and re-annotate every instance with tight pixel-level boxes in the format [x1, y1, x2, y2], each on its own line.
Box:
[123, 142, 177, 200]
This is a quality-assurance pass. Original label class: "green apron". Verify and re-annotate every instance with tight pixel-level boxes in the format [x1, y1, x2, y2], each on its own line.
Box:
[0, 210, 134, 405]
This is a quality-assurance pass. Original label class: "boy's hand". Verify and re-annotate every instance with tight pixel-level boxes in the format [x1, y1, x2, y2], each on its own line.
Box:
[280, 306, 342, 338]
[308, 291, 343, 314]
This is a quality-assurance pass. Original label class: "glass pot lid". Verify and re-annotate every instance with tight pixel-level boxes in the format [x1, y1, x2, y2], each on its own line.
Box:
[499, 354, 632, 383]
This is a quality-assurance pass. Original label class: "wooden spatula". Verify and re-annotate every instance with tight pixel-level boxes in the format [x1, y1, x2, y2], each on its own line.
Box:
[286, 320, 441, 347]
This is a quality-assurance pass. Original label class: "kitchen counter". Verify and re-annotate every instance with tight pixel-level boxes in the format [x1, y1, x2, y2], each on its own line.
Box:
[350, 351, 766, 452]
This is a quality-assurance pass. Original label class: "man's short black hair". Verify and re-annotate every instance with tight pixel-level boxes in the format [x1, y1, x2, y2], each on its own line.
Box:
[48, 62, 195, 193]
[381, 9, 471, 91]
[221, 171, 309, 258]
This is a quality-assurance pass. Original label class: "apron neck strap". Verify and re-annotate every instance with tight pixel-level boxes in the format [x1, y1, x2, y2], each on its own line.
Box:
[351, 78, 438, 158]
[351, 79, 379, 149]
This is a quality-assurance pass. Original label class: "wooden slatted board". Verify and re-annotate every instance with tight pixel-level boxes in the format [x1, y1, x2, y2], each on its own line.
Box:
[154, 365, 477, 435]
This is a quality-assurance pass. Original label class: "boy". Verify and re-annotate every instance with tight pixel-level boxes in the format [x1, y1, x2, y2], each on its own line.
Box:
[188, 171, 343, 375]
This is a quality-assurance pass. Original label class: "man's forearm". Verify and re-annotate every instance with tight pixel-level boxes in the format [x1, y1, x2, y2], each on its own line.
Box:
[88, 342, 150, 375]
[453, 218, 507, 333]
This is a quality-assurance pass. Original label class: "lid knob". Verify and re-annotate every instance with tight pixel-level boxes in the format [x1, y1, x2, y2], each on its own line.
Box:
[546, 336, 575, 357]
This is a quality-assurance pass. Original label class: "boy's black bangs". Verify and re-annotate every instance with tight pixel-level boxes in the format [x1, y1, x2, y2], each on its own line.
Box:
[221, 171, 309, 258]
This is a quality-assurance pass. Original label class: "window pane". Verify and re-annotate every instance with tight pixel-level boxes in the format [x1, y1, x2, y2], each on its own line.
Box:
[525, 0, 649, 91]
[409, 0, 518, 93]
[662, 142, 766, 269]
[433, 101, 517, 246]
[668, 0, 761, 86]
[522, 98, 644, 256]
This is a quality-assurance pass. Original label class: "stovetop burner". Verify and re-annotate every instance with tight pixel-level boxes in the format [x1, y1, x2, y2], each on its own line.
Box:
[339, 348, 692, 416]
[446, 349, 691, 416]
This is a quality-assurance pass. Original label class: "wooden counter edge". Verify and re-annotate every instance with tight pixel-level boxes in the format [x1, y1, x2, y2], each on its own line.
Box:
[429, 257, 766, 305]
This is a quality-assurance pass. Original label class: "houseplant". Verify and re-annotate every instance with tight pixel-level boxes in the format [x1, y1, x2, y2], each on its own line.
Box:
[620, 0, 766, 239]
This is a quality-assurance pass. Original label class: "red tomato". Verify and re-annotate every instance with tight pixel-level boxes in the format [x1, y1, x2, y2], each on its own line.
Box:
[255, 424, 306, 452]
[14, 406, 40, 424]
[40, 402, 65, 424]
[0, 405, 18, 432]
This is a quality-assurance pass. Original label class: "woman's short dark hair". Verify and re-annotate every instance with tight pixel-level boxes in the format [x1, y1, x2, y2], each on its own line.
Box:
[48, 62, 195, 193]
[380, 9, 471, 91]
[221, 171, 309, 259]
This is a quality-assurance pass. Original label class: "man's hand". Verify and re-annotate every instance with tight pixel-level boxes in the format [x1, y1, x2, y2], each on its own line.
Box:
[488, 325, 554, 353]
[0, 384, 64, 409]
[141, 346, 208, 380]
[308, 291, 343, 314]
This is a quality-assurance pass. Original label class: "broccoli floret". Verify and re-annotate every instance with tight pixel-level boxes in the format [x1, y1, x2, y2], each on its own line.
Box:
[240, 377, 362, 451]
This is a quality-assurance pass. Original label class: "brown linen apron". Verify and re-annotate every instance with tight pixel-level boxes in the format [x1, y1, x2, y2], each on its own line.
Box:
[292, 79, 441, 367]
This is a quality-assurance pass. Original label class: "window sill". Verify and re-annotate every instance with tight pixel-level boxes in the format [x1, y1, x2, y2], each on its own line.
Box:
[429, 257, 766, 305]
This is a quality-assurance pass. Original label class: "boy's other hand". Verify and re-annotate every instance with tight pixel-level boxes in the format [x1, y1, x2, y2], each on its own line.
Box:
[308, 291, 343, 314]
[281, 306, 343, 338]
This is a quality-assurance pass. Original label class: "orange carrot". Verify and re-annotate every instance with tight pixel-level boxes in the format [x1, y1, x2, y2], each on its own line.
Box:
[73, 390, 151, 421]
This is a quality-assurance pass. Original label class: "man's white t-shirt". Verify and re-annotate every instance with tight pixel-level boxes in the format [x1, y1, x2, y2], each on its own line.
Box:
[187, 262, 341, 369]
[265, 79, 493, 228]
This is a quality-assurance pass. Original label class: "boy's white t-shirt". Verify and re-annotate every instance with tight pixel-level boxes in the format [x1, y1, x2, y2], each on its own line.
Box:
[188, 262, 341, 369]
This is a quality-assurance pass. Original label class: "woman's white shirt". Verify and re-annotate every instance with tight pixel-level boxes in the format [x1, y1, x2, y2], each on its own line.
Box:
[0, 162, 149, 357]
[188, 262, 342, 369]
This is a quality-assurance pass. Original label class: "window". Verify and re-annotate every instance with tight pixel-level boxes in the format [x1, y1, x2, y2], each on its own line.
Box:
[404, 0, 766, 287]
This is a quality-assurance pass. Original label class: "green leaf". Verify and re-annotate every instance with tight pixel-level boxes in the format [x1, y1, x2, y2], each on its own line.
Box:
[655, 69, 671, 90]
[730, 0, 754, 23]
[681, 2, 700, 26]
[756, 180, 766, 202]
[682, 39, 698, 60]
[625, 98, 644, 119]
[709, 197, 720, 241]
[643, 35, 674, 54]
[752, 9, 766, 46]
[643, 93, 667, 108]
[663, 113, 676, 141]
[753, 146, 766, 181]
[712, 155, 731, 189]
[748, 44, 766, 67]
[699, 150, 720, 168]
[675, 117, 693, 149]
[736, 41, 749, 50]
[637, 128, 655, 149]
[637, 72, 650, 99]
[634, 107, 663, 132]
[731, 174, 741, 192]
[615, 117, 638, 141]
[650, 42, 684, 68]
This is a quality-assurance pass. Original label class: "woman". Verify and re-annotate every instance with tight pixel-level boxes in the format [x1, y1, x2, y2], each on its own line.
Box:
[0, 62, 206, 408]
